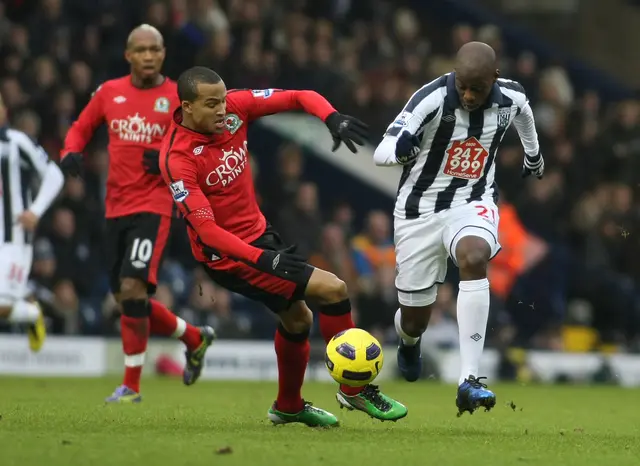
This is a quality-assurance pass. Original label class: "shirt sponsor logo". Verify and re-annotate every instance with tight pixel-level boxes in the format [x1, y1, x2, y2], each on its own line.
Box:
[205, 140, 249, 187]
[109, 113, 167, 144]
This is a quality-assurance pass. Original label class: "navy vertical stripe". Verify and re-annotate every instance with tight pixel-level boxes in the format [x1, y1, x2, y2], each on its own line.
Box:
[404, 96, 456, 219]
[434, 110, 485, 213]
[468, 97, 513, 203]
[397, 162, 415, 194]
[1, 158, 12, 243]
[20, 169, 32, 243]
[386, 83, 445, 138]
[404, 76, 447, 113]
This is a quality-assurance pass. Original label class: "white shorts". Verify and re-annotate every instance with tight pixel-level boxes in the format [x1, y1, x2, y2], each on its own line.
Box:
[395, 201, 501, 307]
[0, 243, 33, 306]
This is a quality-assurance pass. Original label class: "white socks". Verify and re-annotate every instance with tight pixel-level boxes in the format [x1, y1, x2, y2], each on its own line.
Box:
[8, 300, 41, 323]
[457, 278, 490, 385]
[394, 308, 421, 346]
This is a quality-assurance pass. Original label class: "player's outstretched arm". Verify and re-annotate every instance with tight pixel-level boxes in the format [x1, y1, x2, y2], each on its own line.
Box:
[373, 84, 442, 166]
[513, 102, 544, 179]
[236, 89, 369, 153]
[59, 84, 106, 177]
[161, 149, 307, 280]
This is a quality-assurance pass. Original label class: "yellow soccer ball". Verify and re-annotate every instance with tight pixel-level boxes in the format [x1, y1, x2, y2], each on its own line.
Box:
[325, 328, 384, 387]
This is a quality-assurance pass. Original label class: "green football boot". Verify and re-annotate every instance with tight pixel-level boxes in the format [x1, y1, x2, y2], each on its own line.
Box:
[336, 384, 408, 422]
[268, 401, 339, 428]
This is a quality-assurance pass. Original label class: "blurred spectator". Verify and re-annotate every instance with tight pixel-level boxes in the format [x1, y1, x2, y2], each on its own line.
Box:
[275, 181, 323, 257]
[351, 210, 394, 291]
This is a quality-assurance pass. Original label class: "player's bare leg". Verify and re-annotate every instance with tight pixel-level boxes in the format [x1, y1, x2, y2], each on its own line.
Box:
[395, 303, 432, 382]
[267, 301, 339, 428]
[0, 300, 46, 352]
[305, 268, 407, 421]
[454, 235, 496, 416]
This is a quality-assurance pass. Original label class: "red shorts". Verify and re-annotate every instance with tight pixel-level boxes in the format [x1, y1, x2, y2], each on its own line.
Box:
[203, 226, 313, 313]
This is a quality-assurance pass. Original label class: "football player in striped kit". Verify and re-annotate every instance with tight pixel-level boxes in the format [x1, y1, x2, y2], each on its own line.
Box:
[0, 93, 64, 351]
[374, 42, 544, 415]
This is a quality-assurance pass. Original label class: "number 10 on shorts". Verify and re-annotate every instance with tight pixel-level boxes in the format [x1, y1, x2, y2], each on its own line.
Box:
[130, 237, 153, 268]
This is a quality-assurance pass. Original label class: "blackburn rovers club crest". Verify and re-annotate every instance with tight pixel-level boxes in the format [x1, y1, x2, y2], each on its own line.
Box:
[225, 113, 243, 134]
[154, 97, 170, 113]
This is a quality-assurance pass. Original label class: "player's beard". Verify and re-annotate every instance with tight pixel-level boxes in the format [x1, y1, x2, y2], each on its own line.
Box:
[140, 76, 157, 88]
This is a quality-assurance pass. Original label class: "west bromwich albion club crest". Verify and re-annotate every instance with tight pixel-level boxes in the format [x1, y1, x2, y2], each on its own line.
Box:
[225, 113, 243, 134]
[497, 107, 511, 129]
[154, 97, 170, 113]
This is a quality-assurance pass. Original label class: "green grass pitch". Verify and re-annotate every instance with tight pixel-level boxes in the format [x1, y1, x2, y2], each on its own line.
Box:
[0, 377, 639, 466]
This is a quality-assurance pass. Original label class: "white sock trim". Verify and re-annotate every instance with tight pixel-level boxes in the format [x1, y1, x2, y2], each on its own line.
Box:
[394, 308, 420, 346]
[124, 353, 146, 367]
[8, 300, 40, 323]
[172, 317, 187, 338]
[458, 278, 490, 292]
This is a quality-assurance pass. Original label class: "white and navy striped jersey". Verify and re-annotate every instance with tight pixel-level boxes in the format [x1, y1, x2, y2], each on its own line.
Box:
[374, 72, 540, 219]
[0, 127, 64, 244]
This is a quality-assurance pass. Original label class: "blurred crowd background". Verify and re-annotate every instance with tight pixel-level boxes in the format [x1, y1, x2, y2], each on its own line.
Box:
[1, 0, 639, 354]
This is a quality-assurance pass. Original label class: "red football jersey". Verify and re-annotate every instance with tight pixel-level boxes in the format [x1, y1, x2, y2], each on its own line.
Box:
[159, 89, 336, 264]
[61, 76, 180, 218]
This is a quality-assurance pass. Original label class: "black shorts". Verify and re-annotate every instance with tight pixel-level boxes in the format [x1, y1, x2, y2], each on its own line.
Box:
[203, 226, 314, 313]
[105, 213, 172, 295]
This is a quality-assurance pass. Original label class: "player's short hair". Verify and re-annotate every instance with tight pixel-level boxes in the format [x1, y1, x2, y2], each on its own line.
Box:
[126, 24, 163, 49]
[177, 67, 222, 102]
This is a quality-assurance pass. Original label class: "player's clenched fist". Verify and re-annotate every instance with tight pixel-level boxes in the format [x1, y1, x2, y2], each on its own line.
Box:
[203, 244, 307, 280]
[142, 149, 161, 175]
[324, 112, 369, 153]
[521, 152, 545, 179]
[59, 152, 84, 177]
[395, 131, 421, 165]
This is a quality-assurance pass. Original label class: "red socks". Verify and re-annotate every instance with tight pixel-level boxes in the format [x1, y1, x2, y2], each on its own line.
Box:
[149, 298, 202, 351]
[120, 298, 203, 393]
[319, 299, 363, 396]
[120, 306, 150, 393]
[274, 325, 309, 413]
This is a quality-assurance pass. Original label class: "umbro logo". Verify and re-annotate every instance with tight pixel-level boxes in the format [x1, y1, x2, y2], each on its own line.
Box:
[470, 333, 483, 342]
[113, 96, 126, 104]
[193, 145, 204, 155]
[442, 115, 456, 122]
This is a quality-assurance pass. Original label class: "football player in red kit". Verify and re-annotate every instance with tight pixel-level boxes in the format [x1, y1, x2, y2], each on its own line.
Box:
[160, 66, 408, 426]
[60, 26, 214, 403]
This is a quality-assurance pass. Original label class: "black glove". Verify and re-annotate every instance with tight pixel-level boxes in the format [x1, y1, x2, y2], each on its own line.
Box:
[521, 152, 545, 179]
[250, 249, 308, 280]
[395, 131, 421, 165]
[142, 150, 161, 175]
[324, 112, 369, 153]
[59, 152, 84, 177]
[202, 244, 307, 280]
